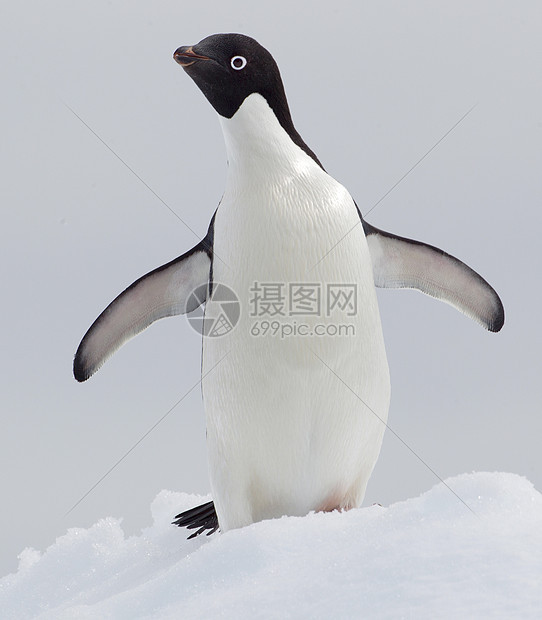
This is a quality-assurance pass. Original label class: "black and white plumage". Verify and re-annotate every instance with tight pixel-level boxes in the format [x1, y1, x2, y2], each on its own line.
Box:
[74, 34, 504, 537]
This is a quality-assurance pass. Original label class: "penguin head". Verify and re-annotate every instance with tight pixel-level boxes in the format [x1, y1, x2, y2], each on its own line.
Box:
[174, 33, 323, 168]
[173, 33, 287, 120]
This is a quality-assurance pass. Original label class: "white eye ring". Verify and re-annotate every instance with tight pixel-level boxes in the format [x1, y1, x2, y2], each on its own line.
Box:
[231, 55, 247, 70]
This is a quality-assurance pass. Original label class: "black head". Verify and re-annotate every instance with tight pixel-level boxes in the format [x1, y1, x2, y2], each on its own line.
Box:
[174, 33, 285, 119]
[173, 33, 323, 167]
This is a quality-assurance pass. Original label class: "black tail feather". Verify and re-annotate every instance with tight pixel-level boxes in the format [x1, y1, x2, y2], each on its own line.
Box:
[172, 500, 219, 539]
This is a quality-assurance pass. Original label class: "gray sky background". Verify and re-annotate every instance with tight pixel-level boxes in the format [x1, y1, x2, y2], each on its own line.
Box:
[1, 1, 540, 576]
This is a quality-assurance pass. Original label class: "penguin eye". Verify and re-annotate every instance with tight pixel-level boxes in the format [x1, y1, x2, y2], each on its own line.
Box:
[231, 55, 247, 70]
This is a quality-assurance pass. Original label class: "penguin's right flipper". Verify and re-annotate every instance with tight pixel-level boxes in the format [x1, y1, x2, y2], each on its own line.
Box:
[172, 501, 219, 539]
[363, 221, 504, 332]
[74, 232, 213, 382]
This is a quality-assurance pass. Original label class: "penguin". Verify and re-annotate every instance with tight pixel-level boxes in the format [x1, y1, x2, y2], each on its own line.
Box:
[74, 33, 504, 538]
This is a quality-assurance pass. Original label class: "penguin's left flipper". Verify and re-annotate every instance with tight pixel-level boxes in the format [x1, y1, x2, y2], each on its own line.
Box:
[363, 221, 504, 332]
[73, 240, 211, 382]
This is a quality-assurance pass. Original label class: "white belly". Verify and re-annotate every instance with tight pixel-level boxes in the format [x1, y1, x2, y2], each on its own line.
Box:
[202, 162, 390, 531]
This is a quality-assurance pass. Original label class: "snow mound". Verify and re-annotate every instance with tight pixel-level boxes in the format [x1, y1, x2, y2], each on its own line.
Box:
[1, 473, 541, 619]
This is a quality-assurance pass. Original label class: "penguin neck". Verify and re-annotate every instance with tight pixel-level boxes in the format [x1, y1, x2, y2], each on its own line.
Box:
[219, 93, 323, 187]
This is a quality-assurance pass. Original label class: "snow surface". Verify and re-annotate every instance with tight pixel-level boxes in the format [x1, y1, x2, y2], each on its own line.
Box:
[1, 472, 541, 619]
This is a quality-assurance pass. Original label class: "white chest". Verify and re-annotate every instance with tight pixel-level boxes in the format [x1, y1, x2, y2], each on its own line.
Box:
[201, 94, 390, 530]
